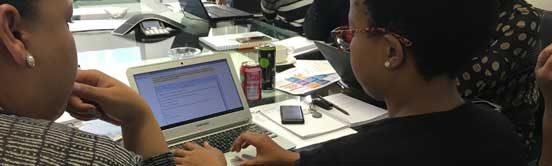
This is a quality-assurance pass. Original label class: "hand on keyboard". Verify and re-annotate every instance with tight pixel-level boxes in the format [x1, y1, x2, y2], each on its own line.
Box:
[169, 124, 275, 153]
[230, 132, 300, 166]
[173, 142, 226, 166]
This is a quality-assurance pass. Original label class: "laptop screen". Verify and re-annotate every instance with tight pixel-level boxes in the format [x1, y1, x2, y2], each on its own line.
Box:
[134, 59, 244, 130]
[179, 0, 210, 21]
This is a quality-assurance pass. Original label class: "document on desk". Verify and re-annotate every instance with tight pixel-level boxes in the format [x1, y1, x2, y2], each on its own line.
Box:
[276, 66, 340, 95]
[294, 60, 337, 76]
[252, 99, 356, 148]
[78, 120, 123, 141]
[272, 36, 318, 57]
[323, 93, 389, 127]
[199, 32, 278, 51]
[257, 100, 349, 139]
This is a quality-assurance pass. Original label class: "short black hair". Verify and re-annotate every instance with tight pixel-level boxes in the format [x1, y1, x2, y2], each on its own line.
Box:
[0, 0, 35, 20]
[362, 0, 499, 80]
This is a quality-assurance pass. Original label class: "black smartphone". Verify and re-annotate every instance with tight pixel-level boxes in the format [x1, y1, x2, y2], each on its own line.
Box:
[280, 105, 305, 124]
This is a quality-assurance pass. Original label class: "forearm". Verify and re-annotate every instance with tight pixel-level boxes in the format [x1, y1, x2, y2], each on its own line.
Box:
[540, 101, 552, 166]
[122, 110, 169, 160]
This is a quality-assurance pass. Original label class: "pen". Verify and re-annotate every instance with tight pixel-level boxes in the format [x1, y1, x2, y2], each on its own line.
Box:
[238, 45, 257, 50]
[315, 95, 350, 116]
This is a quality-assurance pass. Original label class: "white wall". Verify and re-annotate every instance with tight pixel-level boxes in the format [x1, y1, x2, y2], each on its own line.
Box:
[527, 0, 552, 10]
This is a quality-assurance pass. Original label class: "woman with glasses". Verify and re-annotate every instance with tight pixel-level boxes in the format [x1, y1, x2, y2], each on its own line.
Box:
[329, 0, 542, 162]
[173, 0, 526, 165]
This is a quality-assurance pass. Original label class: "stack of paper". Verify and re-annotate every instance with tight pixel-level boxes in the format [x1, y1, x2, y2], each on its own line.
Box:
[323, 93, 388, 127]
[199, 32, 278, 51]
[252, 112, 357, 149]
[276, 60, 340, 95]
[294, 60, 338, 76]
[272, 36, 318, 57]
[257, 100, 349, 139]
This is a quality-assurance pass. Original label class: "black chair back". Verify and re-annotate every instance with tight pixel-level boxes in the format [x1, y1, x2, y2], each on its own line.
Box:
[541, 9, 552, 48]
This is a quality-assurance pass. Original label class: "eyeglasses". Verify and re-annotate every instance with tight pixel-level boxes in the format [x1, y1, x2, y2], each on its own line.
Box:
[331, 26, 413, 52]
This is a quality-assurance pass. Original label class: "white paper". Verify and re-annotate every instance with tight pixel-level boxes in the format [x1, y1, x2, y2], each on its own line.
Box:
[79, 120, 122, 141]
[294, 60, 337, 76]
[199, 32, 278, 51]
[256, 100, 349, 139]
[251, 100, 356, 148]
[276, 68, 340, 95]
[69, 20, 126, 32]
[273, 36, 318, 57]
[55, 112, 76, 123]
[323, 93, 388, 127]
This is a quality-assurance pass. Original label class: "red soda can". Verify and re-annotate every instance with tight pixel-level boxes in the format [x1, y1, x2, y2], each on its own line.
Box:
[240, 61, 262, 101]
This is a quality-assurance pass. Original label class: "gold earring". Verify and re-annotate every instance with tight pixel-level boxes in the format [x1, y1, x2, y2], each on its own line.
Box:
[25, 52, 36, 68]
[384, 61, 391, 68]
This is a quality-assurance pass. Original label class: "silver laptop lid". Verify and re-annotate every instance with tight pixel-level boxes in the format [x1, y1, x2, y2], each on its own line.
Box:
[127, 54, 251, 142]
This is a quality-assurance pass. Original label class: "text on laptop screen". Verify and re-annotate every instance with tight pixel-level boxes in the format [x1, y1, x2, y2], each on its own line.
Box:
[134, 59, 243, 130]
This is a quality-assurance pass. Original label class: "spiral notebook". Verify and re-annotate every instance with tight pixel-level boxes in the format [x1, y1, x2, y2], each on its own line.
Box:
[199, 32, 278, 51]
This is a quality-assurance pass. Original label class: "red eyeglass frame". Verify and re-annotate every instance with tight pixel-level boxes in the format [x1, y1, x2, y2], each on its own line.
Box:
[331, 26, 413, 51]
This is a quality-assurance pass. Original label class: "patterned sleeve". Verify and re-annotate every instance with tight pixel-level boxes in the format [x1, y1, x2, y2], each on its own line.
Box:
[0, 114, 176, 166]
[72, 128, 176, 166]
[261, 0, 278, 20]
[456, 3, 541, 104]
[142, 152, 175, 166]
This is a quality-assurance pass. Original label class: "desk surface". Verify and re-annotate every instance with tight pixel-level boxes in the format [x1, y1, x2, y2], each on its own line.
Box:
[71, 1, 308, 107]
[63, 0, 360, 149]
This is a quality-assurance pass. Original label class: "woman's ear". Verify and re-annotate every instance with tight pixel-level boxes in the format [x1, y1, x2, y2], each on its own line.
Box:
[0, 4, 28, 67]
[383, 34, 405, 70]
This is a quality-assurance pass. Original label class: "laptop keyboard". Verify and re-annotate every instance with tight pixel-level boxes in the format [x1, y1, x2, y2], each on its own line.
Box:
[169, 124, 276, 153]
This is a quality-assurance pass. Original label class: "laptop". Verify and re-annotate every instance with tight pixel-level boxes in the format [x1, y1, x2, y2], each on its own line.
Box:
[180, 0, 254, 23]
[127, 53, 295, 164]
[314, 41, 362, 89]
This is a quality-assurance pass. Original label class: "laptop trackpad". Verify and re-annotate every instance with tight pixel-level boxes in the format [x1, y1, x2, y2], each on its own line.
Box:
[225, 146, 257, 166]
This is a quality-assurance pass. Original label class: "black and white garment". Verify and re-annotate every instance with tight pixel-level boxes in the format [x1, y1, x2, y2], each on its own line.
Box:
[261, 0, 313, 33]
[456, 0, 541, 162]
[0, 113, 175, 166]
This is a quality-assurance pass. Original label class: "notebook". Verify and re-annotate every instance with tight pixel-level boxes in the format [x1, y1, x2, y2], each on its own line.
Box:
[199, 31, 278, 51]
[272, 36, 318, 57]
[323, 93, 388, 127]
